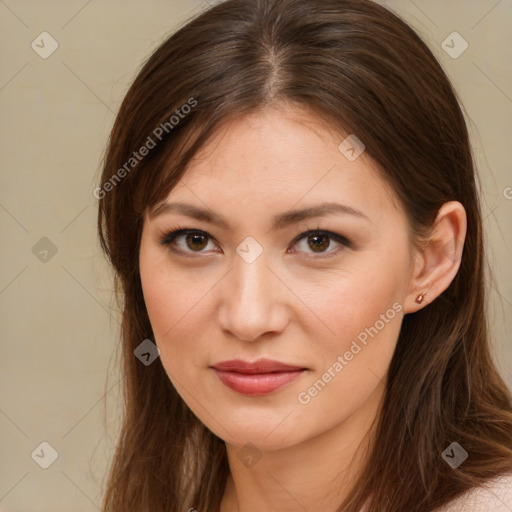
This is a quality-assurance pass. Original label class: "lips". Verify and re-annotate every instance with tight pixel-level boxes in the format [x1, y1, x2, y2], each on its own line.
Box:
[211, 358, 306, 374]
[211, 358, 307, 396]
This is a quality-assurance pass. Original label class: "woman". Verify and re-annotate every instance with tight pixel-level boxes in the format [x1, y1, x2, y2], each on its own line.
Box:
[96, 0, 512, 510]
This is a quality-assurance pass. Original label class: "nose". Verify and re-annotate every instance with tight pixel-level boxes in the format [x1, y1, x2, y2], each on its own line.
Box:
[217, 249, 289, 342]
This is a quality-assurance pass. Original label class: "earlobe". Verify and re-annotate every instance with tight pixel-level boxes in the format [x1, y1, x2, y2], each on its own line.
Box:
[415, 291, 427, 304]
[403, 201, 467, 314]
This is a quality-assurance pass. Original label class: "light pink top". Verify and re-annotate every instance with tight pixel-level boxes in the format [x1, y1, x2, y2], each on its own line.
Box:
[359, 473, 512, 512]
[435, 473, 512, 512]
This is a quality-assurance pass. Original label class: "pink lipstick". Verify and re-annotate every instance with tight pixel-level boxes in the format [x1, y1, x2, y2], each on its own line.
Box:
[211, 358, 306, 396]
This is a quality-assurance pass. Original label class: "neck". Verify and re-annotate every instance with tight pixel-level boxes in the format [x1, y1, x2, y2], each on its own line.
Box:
[220, 380, 384, 512]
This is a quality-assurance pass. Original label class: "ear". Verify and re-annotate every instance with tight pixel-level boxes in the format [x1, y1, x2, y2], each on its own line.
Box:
[403, 201, 467, 314]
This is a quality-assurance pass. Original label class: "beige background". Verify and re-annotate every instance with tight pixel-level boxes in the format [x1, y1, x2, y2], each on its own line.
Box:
[0, 0, 511, 510]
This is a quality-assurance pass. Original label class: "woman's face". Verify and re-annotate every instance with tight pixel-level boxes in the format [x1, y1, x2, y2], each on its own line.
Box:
[139, 105, 416, 450]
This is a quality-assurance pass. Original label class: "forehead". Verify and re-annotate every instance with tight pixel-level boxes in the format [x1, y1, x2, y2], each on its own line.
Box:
[158, 105, 403, 226]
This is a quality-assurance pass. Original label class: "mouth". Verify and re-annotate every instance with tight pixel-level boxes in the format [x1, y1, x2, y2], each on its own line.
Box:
[211, 359, 307, 396]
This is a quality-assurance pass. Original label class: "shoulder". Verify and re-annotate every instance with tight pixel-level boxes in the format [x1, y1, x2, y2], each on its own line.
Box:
[435, 473, 512, 512]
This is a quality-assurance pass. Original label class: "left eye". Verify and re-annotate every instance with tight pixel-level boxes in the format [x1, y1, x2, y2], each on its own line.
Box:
[291, 230, 351, 257]
[160, 228, 351, 258]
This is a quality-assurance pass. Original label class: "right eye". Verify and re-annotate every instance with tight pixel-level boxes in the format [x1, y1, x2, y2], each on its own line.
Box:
[160, 226, 219, 257]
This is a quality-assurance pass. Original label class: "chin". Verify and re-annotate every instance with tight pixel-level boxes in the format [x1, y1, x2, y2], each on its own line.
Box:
[214, 421, 307, 451]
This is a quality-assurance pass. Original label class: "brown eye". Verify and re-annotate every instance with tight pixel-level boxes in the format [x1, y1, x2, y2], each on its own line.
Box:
[160, 228, 217, 256]
[185, 232, 209, 251]
[292, 229, 351, 258]
[160, 227, 350, 259]
[307, 233, 330, 252]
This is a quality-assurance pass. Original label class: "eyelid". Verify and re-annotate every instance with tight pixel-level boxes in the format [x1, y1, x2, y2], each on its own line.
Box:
[159, 226, 211, 247]
[159, 225, 351, 258]
[288, 230, 351, 259]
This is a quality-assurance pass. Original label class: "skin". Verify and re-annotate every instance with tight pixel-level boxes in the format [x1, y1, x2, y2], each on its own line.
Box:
[139, 104, 467, 512]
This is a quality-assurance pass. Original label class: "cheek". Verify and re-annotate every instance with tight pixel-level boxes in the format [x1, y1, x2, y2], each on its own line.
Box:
[142, 276, 204, 352]
[309, 293, 402, 386]
[139, 252, 216, 374]
[294, 280, 403, 425]
[140, 242, 201, 335]
[296, 252, 407, 377]
[302, 268, 403, 339]
[140, 266, 173, 336]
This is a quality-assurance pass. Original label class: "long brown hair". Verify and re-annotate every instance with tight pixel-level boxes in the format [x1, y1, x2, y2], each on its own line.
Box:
[97, 0, 512, 510]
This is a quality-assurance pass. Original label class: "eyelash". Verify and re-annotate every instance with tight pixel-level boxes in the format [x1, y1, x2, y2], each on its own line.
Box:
[159, 224, 352, 259]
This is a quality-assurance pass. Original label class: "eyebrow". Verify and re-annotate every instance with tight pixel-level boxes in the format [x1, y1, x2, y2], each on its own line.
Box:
[149, 201, 369, 231]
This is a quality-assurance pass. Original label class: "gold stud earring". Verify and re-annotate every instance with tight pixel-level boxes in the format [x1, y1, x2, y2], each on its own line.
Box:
[415, 292, 427, 304]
